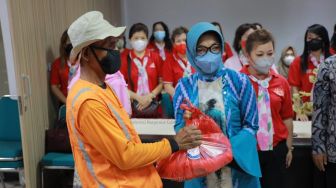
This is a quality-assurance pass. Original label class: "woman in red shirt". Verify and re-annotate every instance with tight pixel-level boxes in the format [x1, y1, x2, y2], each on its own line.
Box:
[50, 30, 72, 104]
[148, 21, 173, 61]
[161, 27, 195, 118]
[120, 23, 163, 118]
[225, 23, 257, 71]
[288, 24, 331, 121]
[241, 29, 294, 188]
[162, 26, 195, 97]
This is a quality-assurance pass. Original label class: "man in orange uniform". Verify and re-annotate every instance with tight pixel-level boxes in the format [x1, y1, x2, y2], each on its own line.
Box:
[66, 11, 202, 188]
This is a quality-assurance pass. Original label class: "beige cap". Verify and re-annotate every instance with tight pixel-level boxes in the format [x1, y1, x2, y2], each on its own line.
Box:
[68, 11, 126, 62]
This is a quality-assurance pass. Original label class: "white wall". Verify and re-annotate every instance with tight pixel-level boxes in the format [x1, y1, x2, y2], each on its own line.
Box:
[122, 0, 336, 60]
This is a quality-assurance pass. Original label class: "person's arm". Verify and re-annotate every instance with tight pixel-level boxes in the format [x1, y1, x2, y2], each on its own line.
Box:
[173, 80, 188, 133]
[128, 89, 146, 111]
[128, 89, 139, 101]
[312, 61, 330, 171]
[239, 74, 259, 134]
[283, 118, 293, 168]
[291, 85, 299, 95]
[281, 79, 295, 150]
[288, 58, 309, 121]
[150, 78, 163, 98]
[280, 79, 295, 167]
[78, 100, 172, 170]
[162, 56, 175, 97]
[51, 85, 66, 103]
[227, 74, 261, 177]
[78, 99, 201, 170]
[284, 118, 293, 150]
[164, 83, 175, 97]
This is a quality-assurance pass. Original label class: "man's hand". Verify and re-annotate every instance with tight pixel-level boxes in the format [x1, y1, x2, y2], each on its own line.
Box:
[313, 153, 327, 171]
[175, 126, 202, 150]
[183, 110, 192, 121]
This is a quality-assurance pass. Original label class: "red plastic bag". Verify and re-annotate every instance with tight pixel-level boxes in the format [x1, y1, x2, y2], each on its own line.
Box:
[156, 100, 233, 181]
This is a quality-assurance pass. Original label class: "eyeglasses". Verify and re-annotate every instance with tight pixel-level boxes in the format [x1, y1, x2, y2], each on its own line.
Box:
[196, 43, 221, 56]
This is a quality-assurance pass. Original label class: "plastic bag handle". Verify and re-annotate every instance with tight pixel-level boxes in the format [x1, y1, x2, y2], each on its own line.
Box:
[180, 99, 194, 111]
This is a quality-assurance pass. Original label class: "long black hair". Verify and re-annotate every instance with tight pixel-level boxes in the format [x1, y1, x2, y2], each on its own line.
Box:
[331, 24, 336, 51]
[59, 29, 71, 68]
[149, 21, 172, 52]
[233, 23, 256, 53]
[300, 24, 330, 73]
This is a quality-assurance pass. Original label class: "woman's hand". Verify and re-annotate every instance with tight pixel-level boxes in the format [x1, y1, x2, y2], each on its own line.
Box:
[286, 150, 293, 168]
[136, 94, 153, 110]
[296, 114, 309, 121]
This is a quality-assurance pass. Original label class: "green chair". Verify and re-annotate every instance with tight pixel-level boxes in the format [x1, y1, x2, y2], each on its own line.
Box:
[0, 95, 24, 187]
[40, 105, 74, 188]
[58, 104, 66, 120]
[161, 93, 174, 118]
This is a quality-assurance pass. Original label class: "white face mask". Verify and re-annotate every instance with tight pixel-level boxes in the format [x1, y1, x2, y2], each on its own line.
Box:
[131, 39, 148, 52]
[283, 55, 295, 66]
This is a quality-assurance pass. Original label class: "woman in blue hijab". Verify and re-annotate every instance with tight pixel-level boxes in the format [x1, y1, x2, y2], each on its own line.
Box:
[173, 22, 261, 188]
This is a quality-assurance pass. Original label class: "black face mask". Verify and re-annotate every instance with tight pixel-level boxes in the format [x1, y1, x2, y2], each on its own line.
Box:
[307, 39, 323, 51]
[65, 44, 73, 57]
[90, 46, 121, 74]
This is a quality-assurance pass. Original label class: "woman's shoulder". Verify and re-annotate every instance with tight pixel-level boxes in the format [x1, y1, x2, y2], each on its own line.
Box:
[51, 57, 62, 70]
[288, 56, 302, 75]
[52, 57, 62, 65]
[274, 72, 290, 86]
[149, 50, 161, 59]
[291, 56, 302, 67]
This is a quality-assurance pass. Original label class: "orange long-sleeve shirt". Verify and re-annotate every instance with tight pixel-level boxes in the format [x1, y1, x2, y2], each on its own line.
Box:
[66, 79, 172, 188]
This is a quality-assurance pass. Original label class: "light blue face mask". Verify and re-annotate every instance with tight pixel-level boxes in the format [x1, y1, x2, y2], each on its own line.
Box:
[154, 31, 166, 41]
[195, 52, 222, 75]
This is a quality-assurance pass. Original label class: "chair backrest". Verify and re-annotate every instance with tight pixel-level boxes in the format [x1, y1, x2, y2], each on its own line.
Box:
[0, 96, 21, 141]
[58, 105, 66, 120]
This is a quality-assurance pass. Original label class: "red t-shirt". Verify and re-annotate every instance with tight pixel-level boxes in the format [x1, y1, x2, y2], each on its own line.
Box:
[241, 66, 294, 147]
[147, 41, 172, 61]
[222, 42, 234, 62]
[288, 56, 316, 103]
[120, 48, 130, 58]
[162, 53, 195, 87]
[330, 47, 336, 55]
[50, 57, 69, 97]
[120, 49, 163, 92]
